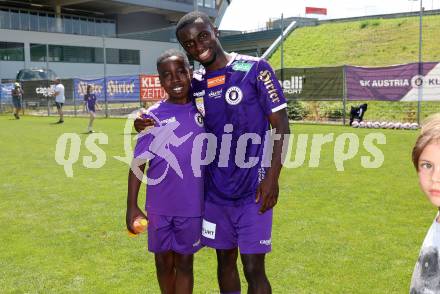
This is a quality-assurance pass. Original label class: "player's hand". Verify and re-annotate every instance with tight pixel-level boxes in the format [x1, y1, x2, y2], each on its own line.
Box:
[126, 205, 147, 234]
[134, 117, 155, 133]
[255, 176, 279, 214]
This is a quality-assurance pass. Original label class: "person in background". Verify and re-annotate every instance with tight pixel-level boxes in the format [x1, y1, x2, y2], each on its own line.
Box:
[52, 78, 65, 124]
[11, 82, 23, 119]
[83, 85, 100, 133]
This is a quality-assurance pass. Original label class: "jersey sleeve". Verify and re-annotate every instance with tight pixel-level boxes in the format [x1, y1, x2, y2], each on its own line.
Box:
[133, 113, 156, 159]
[256, 59, 287, 115]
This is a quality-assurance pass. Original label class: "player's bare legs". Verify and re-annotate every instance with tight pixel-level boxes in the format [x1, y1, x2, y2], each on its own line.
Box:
[88, 112, 95, 132]
[216, 248, 241, 293]
[174, 253, 194, 294]
[155, 251, 176, 294]
[241, 254, 271, 294]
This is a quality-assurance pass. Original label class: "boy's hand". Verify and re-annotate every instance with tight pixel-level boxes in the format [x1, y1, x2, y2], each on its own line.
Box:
[134, 117, 155, 133]
[126, 205, 147, 234]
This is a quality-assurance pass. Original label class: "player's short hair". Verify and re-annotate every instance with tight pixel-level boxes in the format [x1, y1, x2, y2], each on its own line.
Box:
[412, 113, 440, 170]
[175, 11, 214, 37]
[156, 49, 190, 71]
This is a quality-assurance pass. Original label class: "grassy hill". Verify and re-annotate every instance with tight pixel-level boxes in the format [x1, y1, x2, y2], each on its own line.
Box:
[269, 14, 440, 68]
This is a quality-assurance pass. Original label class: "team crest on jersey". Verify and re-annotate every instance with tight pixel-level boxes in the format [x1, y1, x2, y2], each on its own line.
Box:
[225, 86, 243, 105]
[195, 97, 206, 117]
[194, 112, 204, 127]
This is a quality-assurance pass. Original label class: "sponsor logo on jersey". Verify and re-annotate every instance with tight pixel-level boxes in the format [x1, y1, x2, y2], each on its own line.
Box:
[208, 89, 223, 99]
[232, 61, 253, 72]
[194, 113, 204, 127]
[259, 239, 272, 246]
[225, 86, 243, 105]
[207, 75, 226, 88]
[257, 70, 281, 103]
[193, 89, 205, 97]
[202, 219, 216, 239]
[192, 238, 201, 247]
[195, 97, 205, 117]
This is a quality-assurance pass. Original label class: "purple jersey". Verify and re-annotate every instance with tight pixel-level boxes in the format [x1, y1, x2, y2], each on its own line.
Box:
[134, 100, 205, 217]
[191, 54, 287, 206]
[84, 94, 97, 111]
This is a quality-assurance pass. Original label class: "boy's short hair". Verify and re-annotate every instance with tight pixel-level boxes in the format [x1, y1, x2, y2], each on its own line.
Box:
[175, 11, 214, 37]
[156, 49, 190, 71]
[412, 113, 440, 170]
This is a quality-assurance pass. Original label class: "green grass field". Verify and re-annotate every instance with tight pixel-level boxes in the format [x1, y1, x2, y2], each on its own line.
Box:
[0, 115, 435, 293]
[269, 14, 440, 68]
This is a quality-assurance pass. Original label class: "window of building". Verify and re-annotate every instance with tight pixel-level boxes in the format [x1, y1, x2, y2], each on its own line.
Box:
[102, 20, 115, 37]
[47, 45, 104, 63]
[47, 13, 56, 32]
[38, 12, 47, 32]
[95, 19, 103, 36]
[72, 17, 80, 34]
[20, 10, 29, 30]
[48, 45, 62, 62]
[0, 42, 24, 61]
[105, 48, 119, 64]
[10, 10, 19, 29]
[106, 48, 140, 65]
[30, 43, 47, 62]
[30, 11, 38, 31]
[1, 8, 115, 37]
[87, 18, 95, 35]
[80, 18, 88, 35]
[119, 49, 140, 64]
[0, 8, 11, 29]
[63, 15, 72, 34]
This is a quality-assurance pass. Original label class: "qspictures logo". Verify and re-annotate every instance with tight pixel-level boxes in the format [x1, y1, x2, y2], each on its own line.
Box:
[54, 110, 387, 181]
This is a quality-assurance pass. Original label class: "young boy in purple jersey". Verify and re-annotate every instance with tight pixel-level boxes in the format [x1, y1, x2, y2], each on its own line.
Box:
[135, 12, 290, 294]
[83, 85, 100, 133]
[126, 49, 205, 294]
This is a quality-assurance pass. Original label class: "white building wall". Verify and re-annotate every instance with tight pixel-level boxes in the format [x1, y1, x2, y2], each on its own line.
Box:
[0, 29, 179, 80]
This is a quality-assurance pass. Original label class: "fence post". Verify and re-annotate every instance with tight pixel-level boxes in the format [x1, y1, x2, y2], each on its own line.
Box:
[342, 65, 347, 126]
[103, 36, 109, 118]
[0, 86, 3, 114]
[73, 85, 77, 117]
[417, 0, 423, 124]
[280, 13, 284, 83]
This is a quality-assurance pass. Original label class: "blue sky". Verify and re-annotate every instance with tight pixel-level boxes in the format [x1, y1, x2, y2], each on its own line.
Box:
[219, 0, 440, 31]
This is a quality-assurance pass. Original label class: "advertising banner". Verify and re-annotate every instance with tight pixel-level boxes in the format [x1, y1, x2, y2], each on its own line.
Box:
[346, 62, 440, 101]
[275, 67, 344, 100]
[0, 83, 14, 103]
[74, 78, 105, 101]
[74, 75, 140, 102]
[106, 75, 140, 101]
[21, 79, 74, 102]
[140, 75, 167, 102]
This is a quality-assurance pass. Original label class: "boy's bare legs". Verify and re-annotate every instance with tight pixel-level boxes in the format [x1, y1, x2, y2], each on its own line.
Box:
[155, 252, 176, 294]
[174, 253, 194, 294]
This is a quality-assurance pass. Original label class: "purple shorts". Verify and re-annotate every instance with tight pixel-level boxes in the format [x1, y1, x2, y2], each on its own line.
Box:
[147, 214, 202, 254]
[201, 201, 273, 254]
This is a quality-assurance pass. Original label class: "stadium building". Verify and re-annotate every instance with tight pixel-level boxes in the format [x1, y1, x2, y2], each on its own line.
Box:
[0, 0, 230, 80]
